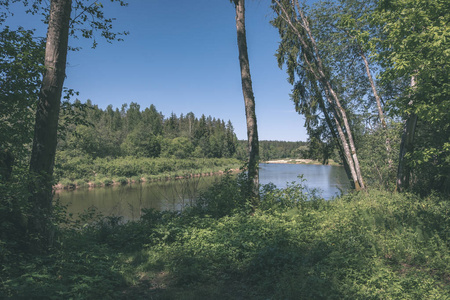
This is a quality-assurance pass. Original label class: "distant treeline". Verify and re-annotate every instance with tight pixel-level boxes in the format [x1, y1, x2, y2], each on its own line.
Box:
[57, 100, 239, 160]
[54, 100, 323, 185]
[57, 100, 310, 163]
[54, 101, 314, 186]
[238, 140, 308, 161]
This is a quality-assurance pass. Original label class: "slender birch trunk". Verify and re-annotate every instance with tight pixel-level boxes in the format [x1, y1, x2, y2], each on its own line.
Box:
[295, 0, 365, 189]
[323, 90, 361, 190]
[273, 0, 365, 190]
[28, 0, 72, 248]
[359, 48, 393, 169]
[234, 0, 259, 201]
[324, 83, 365, 189]
[312, 81, 354, 187]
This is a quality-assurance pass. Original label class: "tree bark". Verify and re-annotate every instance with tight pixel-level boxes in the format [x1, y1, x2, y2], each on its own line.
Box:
[28, 0, 72, 248]
[324, 82, 364, 190]
[331, 107, 361, 190]
[234, 0, 259, 201]
[396, 76, 418, 192]
[316, 90, 354, 188]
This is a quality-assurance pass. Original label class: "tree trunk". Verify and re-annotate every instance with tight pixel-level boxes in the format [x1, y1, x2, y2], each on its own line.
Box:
[359, 49, 393, 169]
[317, 83, 361, 190]
[322, 88, 361, 190]
[316, 83, 355, 189]
[294, 0, 365, 189]
[332, 110, 361, 190]
[234, 0, 259, 201]
[325, 83, 365, 190]
[396, 113, 417, 191]
[28, 0, 72, 249]
[274, 0, 365, 190]
[397, 76, 418, 192]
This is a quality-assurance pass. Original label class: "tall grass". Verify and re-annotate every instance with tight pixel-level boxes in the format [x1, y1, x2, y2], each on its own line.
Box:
[1, 176, 449, 299]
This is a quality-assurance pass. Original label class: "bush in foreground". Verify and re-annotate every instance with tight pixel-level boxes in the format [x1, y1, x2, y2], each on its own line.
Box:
[1, 176, 449, 299]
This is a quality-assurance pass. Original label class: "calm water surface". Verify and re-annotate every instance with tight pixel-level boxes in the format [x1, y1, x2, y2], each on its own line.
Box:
[259, 163, 349, 199]
[55, 163, 350, 221]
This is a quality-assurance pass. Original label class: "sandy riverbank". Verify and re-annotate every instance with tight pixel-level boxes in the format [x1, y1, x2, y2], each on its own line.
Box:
[263, 159, 340, 166]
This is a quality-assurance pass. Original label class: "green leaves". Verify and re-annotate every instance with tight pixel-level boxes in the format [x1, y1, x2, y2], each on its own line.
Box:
[372, 0, 450, 194]
[0, 27, 44, 163]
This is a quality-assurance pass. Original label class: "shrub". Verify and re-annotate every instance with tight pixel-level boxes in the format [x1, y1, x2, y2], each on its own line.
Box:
[59, 177, 75, 189]
[259, 175, 310, 211]
[191, 172, 249, 218]
[103, 178, 113, 186]
[115, 176, 128, 185]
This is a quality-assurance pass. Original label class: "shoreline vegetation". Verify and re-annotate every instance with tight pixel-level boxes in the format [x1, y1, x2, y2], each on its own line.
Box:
[262, 158, 340, 166]
[54, 167, 242, 191]
[54, 157, 339, 191]
[54, 157, 242, 191]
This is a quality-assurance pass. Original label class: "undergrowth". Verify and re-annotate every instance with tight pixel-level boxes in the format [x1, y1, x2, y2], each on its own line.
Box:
[1, 175, 449, 299]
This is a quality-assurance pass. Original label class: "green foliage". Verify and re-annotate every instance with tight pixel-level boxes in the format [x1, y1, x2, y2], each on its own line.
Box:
[53, 100, 242, 187]
[358, 122, 402, 190]
[271, 0, 449, 195]
[54, 154, 241, 187]
[0, 171, 31, 262]
[0, 27, 44, 166]
[161, 137, 194, 159]
[373, 0, 450, 194]
[256, 140, 308, 161]
[140, 189, 450, 298]
[1, 0, 449, 297]
[260, 175, 324, 212]
[121, 126, 161, 158]
[190, 172, 250, 218]
[0, 26, 45, 256]
[57, 101, 239, 162]
[1, 181, 449, 299]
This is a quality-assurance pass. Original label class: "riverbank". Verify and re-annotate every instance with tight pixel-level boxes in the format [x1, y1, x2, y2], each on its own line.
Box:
[263, 158, 340, 166]
[54, 156, 242, 190]
[54, 167, 241, 191]
[55, 157, 341, 190]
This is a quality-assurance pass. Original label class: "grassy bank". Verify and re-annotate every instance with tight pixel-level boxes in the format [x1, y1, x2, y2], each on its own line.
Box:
[1, 178, 449, 299]
[54, 156, 242, 189]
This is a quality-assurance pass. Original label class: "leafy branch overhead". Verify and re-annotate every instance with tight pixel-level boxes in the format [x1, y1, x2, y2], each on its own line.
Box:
[2, 0, 129, 48]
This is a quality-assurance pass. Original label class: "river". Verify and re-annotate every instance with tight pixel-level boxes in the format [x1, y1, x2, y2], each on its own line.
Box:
[55, 163, 350, 221]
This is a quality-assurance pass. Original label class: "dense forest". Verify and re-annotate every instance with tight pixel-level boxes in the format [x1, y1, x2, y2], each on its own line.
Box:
[57, 100, 308, 162]
[57, 98, 311, 162]
[1, 0, 449, 298]
[58, 101, 239, 160]
[53, 99, 308, 186]
[271, 0, 449, 194]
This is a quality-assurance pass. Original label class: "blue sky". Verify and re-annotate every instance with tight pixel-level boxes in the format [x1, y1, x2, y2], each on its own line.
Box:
[5, 0, 308, 141]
